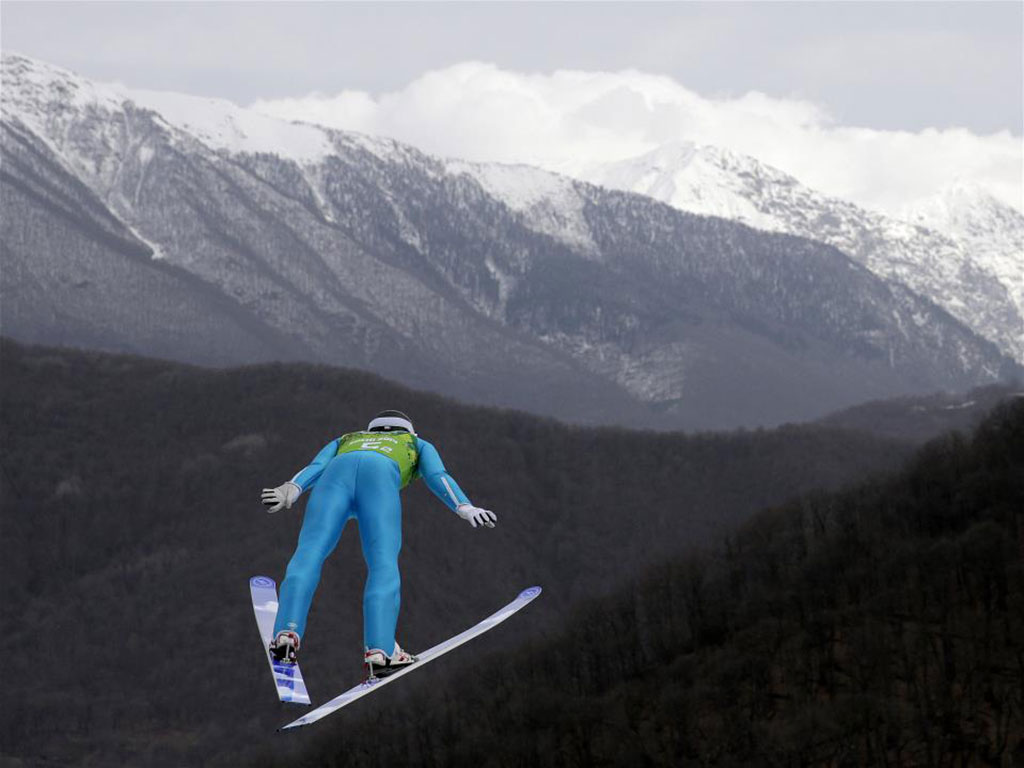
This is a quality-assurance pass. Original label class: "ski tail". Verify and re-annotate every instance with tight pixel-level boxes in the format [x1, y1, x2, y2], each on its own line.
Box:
[250, 576, 311, 705]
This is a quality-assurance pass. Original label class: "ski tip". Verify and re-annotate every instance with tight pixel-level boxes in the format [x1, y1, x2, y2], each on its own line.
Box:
[250, 575, 276, 588]
[518, 586, 542, 600]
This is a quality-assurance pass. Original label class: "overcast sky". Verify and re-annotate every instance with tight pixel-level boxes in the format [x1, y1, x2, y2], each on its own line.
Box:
[3, 1, 1022, 213]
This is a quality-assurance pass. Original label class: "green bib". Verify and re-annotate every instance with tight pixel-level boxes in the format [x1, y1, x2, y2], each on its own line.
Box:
[336, 431, 419, 488]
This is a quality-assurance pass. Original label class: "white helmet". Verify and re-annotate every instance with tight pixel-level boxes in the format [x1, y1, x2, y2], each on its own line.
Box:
[367, 410, 415, 435]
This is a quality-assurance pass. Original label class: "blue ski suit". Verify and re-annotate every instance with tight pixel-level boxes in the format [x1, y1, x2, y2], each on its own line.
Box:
[272, 434, 471, 653]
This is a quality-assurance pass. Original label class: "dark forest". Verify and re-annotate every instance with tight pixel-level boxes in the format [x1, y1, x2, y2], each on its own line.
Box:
[1, 339, 1020, 766]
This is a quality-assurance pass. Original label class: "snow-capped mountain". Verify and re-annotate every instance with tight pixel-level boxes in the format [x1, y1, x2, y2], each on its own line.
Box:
[560, 141, 1024, 363]
[2, 54, 1019, 430]
[902, 182, 1024, 322]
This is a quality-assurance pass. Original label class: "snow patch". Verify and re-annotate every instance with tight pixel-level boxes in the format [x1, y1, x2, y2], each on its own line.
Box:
[484, 256, 517, 314]
[942, 400, 976, 411]
[563, 141, 784, 233]
[332, 131, 413, 166]
[299, 167, 338, 224]
[120, 221, 165, 260]
[447, 159, 598, 253]
[2, 53, 334, 165]
[902, 181, 1024, 318]
[126, 88, 333, 163]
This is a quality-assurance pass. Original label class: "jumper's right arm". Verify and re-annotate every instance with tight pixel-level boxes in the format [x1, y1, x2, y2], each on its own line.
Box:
[261, 439, 339, 512]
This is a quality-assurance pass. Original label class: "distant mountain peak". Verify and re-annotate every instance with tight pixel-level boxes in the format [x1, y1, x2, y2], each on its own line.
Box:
[901, 180, 1024, 323]
[902, 180, 1024, 240]
[2, 52, 337, 164]
[570, 139, 1024, 363]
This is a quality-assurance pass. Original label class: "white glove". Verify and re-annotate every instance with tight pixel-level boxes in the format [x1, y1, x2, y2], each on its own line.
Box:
[456, 503, 497, 529]
[261, 482, 302, 513]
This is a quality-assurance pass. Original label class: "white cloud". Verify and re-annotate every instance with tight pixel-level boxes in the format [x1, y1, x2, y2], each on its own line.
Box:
[250, 62, 1023, 215]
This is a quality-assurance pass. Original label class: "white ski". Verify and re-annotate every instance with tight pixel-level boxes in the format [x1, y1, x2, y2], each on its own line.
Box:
[250, 575, 311, 705]
[280, 585, 542, 730]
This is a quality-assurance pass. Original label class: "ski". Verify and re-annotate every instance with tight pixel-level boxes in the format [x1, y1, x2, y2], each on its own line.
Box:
[250, 575, 311, 705]
[280, 585, 542, 730]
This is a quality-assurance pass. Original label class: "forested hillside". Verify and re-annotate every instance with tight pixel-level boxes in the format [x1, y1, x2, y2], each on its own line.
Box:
[1, 339, 1007, 766]
[272, 400, 1024, 767]
[819, 384, 1022, 442]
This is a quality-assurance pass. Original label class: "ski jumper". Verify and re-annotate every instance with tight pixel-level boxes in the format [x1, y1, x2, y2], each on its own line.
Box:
[273, 433, 471, 652]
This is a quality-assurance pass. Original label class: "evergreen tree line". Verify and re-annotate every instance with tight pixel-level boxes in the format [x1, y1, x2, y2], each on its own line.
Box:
[262, 400, 1024, 767]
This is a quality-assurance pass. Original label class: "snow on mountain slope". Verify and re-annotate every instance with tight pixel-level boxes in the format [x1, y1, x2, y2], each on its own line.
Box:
[129, 88, 334, 163]
[445, 159, 598, 253]
[560, 141, 1024, 363]
[902, 182, 1024, 321]
[562, 142, 783, 233]
[9, 51, 1015, 365]
[2, 54, 335, 164]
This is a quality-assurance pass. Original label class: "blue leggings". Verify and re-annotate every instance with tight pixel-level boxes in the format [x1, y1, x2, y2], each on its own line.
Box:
[273, 451, 403, 652]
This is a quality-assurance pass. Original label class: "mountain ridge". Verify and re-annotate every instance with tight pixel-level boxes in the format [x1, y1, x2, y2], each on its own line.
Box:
[2, 53, 1018, 430]
[556, 140, 1024, 363]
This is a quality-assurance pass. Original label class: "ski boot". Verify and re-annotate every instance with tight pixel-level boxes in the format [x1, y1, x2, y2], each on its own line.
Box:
[270, 630, 301, 665]
[364, 642, 417, 680]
